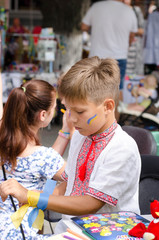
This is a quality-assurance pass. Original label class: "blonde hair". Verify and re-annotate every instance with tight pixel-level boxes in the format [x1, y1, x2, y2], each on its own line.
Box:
[58, 57, 120, 105]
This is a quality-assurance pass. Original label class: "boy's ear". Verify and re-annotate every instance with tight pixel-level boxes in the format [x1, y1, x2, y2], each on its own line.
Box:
[103, 99, 115, 113]
[39, 110, 47, 122]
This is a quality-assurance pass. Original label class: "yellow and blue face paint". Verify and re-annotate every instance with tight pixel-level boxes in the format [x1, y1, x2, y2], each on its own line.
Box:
[87, 114, 97, 125]
[11, 179, 56, 230]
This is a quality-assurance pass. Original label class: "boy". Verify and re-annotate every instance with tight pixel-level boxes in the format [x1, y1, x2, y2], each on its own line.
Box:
[0, 57, 141, 234]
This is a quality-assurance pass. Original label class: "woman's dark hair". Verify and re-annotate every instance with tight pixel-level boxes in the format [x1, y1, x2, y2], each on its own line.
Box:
[0, 79, 56, 168]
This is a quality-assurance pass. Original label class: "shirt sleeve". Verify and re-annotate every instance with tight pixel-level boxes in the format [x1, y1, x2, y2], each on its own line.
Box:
[87, 135, 141, 207]
[82, 6, 93, 26]
[37, 147, 64, 179]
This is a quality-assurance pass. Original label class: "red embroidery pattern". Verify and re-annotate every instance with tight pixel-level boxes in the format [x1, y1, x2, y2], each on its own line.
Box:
[70, 121, 117, 205]
[87, 187, 118, 206]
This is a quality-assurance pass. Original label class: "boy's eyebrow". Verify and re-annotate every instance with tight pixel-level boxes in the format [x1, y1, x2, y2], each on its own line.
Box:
[70, 106, 86, 111]
[72, 108, 85, 111]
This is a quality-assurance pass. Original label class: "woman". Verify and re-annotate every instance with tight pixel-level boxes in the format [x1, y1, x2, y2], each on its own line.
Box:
[0, 79, 72, 239]
[123, 0, 145, 75]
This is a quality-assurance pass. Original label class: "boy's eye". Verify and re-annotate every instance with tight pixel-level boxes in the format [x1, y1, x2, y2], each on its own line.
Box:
[76, 111, 84, 114]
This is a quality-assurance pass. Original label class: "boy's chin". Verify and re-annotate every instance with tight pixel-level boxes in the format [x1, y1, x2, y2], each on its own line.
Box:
[78, 129, 93, 136]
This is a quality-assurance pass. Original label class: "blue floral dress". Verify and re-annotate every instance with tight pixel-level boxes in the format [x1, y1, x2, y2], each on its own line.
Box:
[0, 146, 64, 239]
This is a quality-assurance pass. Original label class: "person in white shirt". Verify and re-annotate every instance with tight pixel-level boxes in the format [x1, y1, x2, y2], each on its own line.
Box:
[81, 0, 138, 104]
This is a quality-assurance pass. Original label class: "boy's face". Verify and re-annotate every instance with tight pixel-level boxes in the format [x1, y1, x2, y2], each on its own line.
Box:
[64, 98, 115, 136]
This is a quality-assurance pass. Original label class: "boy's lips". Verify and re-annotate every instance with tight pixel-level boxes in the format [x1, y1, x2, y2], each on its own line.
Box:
[75, 126, 81, 130]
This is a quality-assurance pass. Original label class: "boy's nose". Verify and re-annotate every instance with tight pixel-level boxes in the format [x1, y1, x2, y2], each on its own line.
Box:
[69, 113, 77, 123]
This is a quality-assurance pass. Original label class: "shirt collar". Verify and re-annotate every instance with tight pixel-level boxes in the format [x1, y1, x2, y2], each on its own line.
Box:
[89, 121, 117, 142]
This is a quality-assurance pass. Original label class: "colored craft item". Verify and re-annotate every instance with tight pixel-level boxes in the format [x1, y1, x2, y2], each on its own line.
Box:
[72, 211, 149, 240]
[129, 199, 159, 240]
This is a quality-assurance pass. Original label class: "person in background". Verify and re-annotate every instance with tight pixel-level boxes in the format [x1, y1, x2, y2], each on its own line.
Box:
[81, 0, 137, 102]
[143, 2, 159, 73]
[123, 0, 145, 76]
[0, 57, 141, 235]
[7, 18, 29, 35]
[148, 0, 157, 14]
[6, 18, 29, 65]
[0, 79, 73, 239]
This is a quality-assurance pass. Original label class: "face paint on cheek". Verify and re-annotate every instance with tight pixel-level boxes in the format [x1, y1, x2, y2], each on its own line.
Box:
[87, 114, 97, 125]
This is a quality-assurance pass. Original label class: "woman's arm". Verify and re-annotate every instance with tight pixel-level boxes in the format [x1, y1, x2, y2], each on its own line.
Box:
[52, 181, 67, 196]
[52, 136, 70, 156]
[52, 109, 74, 156]
[0, 179, 104, 216]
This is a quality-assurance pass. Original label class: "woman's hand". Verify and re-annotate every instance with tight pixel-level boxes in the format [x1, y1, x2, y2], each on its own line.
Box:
[52, 108, 74, 155]
[62, 109, 75, 138]
[0, 178, 28, 204]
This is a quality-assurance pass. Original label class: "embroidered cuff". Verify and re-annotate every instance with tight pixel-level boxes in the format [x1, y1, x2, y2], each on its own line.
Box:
[87, 187, 118, 207]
